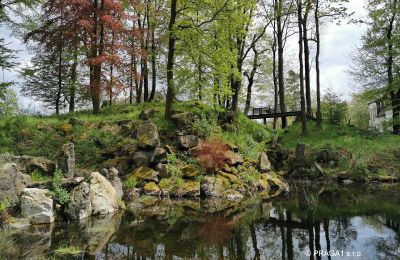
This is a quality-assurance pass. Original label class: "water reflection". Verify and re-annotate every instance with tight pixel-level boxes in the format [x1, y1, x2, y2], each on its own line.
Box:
[2, 183, 400, 259]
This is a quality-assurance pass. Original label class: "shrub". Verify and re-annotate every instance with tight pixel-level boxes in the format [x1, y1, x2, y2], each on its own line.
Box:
[194, 138, 230, 173]
[51, 168, 70, 205]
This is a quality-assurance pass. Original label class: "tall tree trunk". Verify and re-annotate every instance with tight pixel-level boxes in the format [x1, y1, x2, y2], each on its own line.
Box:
[276, 0, 287, 128]
[69, 41, 78, 113]
[231, 36, 243, 112]
[129, 51, 134, 104]
[302, 1, 312, 116]
[165, 0, 177, 119]
[315, 0, 322, 128]
[198, 57, 203, 101]
[56, 44, 63, 115]
[272, 31, 278, 129]
[143, 7, 149, 102]
[244, 47, 258, 115]
[149, 4, 157, 101]
[298, 0, 308, 135]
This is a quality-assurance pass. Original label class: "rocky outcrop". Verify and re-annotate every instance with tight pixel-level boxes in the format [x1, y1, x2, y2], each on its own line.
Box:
[20, 188, 54, 224]
[60, 143, 75, 178]
[14, 156, 56, 176]
[65, 172, 120, 220]
[200, 177, 226, 197]
[0, 163, 32, 202]
[137, 122, 160, 150]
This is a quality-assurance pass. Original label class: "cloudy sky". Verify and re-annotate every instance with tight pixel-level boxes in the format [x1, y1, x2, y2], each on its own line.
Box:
[0, 0, 368, 113]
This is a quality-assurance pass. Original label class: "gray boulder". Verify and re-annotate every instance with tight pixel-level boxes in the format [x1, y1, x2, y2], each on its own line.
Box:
[178, 135, 200, 149]
[89, 172, 119, 216]
[60, 143, 75, 178]
[200, 177, 226, 197]
[0, 163, 32, 202]
[65, 182, 91, 220]
[133, 151, 149, 168]
[258, 152, 271, 173]
[171, 112, 199, 130]
[155, 163, 170, 178]
[151, 147, 168, 164]
[20, 188, 54, 224]
[136, 122, 160, 150]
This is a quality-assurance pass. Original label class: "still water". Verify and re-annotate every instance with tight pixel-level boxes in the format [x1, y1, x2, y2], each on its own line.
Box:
[1, 183, 400, 259]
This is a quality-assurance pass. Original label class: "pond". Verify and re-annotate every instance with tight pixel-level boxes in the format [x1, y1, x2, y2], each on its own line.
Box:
[1, 182, 400, 259]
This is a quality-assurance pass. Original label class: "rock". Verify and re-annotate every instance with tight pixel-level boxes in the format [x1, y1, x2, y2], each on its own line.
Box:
[14, 156, 56, 176]
[181, 180, 200, 197]
[136, 122, 160, 150]
[155, 163, 170, 178]
[267, 146, 289, 171]
[7, 217, 31, 230]
[130, 167, 159, 183]
[224, 190, 243, 201]
[218, 171, 242, 187]
[20, 188, 54, 224]
[139, 108, 155, 120]
[182, 165, 199, 180]
[105, 168, 123, 199]
[60, 143, 75, 178]
[143, 182, 161, 196]
[171, 112, 199, 130]
[265, 174, 289, 194]
[165, 145, 177, 154]
[103, 157, 130, 176]
[89, 172, 119, 216]
[201, 177, 226, 197]
[224, 151, 244, 166]
[65, 182, 91, 220]
[342, 179, 354, 185]
[68, 117, 84, 126]
[133, 151, 149, 168]
[178, 135, 200, 149]
[150, 148, 168, 164]
[0, 163, 32, 202]
[295, 143, 306, 163]
[258, 152, 271, 173]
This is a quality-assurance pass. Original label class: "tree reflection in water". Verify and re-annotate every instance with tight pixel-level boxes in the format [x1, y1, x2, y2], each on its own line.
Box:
[1, 183, 400, 259]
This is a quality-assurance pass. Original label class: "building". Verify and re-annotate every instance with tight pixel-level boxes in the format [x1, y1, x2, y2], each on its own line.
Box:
[368, 100, 393, 132]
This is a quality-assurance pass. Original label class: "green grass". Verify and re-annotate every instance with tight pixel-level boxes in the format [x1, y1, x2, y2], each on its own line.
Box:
[281, 121, 400, 174]
[31, 170, 52, 183]
[54, 246, 83, 256]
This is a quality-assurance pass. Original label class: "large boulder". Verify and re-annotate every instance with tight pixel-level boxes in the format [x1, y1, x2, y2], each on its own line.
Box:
[65, 182, 92, 220]
[20, 188, 54, 224]
[130, 167, 159, 183]
[133, 151, 150, 168]
[89, 172, 119, 216]
[171, 112, 199, 130]
[143, 182, 161, 196]
[136, 122, 160, 150]
[181, 180, 200, 197]
[258, 152, 271, 173]
[200, 177, 226, 197]
[0, 163, 32, 202]
[14, 156, 56, 176]
[60, 143, 75, 178]
[139, 108, 155, 121]
[101, 168, 123, 199]
[178, 135, 200, 149]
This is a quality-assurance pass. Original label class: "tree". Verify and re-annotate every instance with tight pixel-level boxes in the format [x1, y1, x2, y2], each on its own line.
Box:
[297, 0, 307, 135]
[351, 0, 400, 134]
[321, 88, 348, 125]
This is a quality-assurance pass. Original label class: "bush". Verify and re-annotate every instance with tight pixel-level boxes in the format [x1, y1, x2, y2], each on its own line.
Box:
[194, 138, 230, 173]
[321, 89, 348, 125]
[51, 168, 70, 205]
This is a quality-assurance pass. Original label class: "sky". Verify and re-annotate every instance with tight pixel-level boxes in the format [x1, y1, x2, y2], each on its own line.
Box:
[0, 0, 368, 114]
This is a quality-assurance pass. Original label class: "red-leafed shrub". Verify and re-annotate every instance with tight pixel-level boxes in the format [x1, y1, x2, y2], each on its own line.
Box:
[194, 138, 230, 173]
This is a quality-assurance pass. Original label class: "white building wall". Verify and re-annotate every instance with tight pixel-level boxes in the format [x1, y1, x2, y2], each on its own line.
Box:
[368, 102, 393, 132]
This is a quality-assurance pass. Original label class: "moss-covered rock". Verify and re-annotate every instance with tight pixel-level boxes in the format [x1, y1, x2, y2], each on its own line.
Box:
[103, 157, 130, 175]
[136, 122, 160, 150]
[201, 176, 230, 197]
[129, 167, 159, 183]
[224, 151, 244, 166]
[181, 180, 200, 197]
[182, 165, 199, 180]
[143, 182, 161, 196]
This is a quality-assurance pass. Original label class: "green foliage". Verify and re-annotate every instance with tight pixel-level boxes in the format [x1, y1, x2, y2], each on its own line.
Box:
[321, 89, 348, 125]
[0, 90, 18, 116]
[31, 170, 52, 183]
[124, 176, 137, 189]
[0, 200, 11, 215]
[54, 245, 83, 256]
[51, 168, 70, 205]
